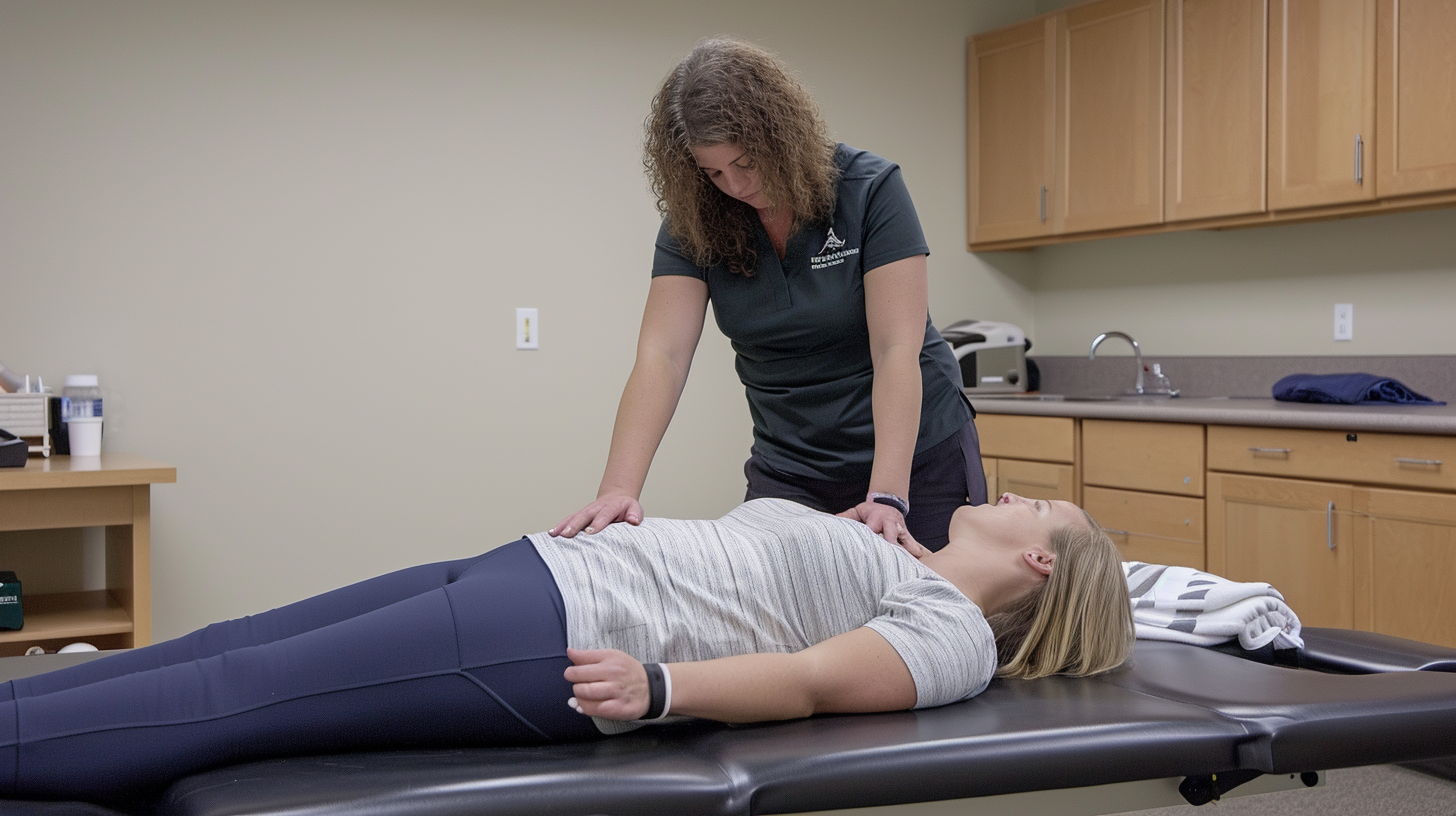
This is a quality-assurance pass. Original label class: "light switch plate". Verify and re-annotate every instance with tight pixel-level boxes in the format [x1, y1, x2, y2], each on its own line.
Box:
[1334, 304, 1353, 342]
[516, 307, 539, 350]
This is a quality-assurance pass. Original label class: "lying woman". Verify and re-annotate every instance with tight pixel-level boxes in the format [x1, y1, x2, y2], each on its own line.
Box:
[0, 494, 1133, 802]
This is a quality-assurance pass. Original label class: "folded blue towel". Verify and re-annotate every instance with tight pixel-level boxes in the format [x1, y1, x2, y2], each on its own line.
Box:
[1273, 373, 1446, 405]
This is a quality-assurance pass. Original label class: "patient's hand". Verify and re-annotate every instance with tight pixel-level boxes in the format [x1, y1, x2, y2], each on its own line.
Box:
[550, 495, 643, 538]
[838, 503, 929, 558]
[564, 648, 650, 721]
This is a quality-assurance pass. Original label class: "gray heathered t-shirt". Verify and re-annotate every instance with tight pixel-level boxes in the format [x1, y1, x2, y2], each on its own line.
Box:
[528, 498, 996, 734]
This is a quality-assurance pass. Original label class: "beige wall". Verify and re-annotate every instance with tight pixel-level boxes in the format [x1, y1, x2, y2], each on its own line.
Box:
[0, 0, 1037, 637]
[1027, 207, 1456, 356]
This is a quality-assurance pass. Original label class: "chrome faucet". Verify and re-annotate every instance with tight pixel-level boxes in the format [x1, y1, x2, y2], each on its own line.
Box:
[1089, 331, 1145, 395]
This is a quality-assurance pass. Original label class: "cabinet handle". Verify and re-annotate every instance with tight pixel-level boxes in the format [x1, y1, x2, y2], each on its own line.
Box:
[1039, 185, 1047, 223]
[1327, 501, 1335, 550]
[1248, 447, 1292, 454]
[1355, 135, 1363, 185]
[1395, 457, 1443, 467]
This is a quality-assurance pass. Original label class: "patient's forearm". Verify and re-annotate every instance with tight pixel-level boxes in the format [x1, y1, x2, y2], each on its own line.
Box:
[667, 628, 916, 723]
[667, 653, 818, 722]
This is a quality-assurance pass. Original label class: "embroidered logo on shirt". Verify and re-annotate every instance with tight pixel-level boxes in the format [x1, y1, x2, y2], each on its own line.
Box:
[810, 228, 859, 270]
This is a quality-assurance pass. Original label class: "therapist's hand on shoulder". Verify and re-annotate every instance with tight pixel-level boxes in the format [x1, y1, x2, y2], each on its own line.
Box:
[550, 495, 643, 538]
[838, 502, 928, 558]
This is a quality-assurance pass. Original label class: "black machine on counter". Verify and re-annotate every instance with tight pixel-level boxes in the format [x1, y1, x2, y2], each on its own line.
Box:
[941, 319, 1035, 393]
[0, 428, 29, 468]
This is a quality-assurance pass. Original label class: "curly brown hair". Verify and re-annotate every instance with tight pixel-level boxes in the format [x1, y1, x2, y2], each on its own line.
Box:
[644, 38, 840, 276]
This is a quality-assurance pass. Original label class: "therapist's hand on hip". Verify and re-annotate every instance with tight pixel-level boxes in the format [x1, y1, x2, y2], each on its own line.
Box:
[550, 495, 643, 538]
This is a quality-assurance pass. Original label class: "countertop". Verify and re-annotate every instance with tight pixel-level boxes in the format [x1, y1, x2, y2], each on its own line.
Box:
[968, 394, 1456, 435]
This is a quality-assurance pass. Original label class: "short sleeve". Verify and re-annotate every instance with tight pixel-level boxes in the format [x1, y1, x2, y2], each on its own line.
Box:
[863, 579, 996, 708]
[650, 221, 707, 281]
[859, 166, 929, 274]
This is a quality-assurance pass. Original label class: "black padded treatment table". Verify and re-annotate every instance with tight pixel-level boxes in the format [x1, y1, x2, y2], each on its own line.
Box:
[2, 627, 1454, 816]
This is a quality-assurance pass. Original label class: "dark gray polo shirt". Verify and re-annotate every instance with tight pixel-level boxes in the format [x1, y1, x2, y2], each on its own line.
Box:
[651, 144, 969, 481]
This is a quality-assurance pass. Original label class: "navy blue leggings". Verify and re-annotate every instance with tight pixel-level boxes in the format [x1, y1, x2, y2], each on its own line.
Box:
[0, 538, 598, 802]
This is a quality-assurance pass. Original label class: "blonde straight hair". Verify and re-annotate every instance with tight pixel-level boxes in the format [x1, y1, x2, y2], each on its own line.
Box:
[987, 510, 1134, 679]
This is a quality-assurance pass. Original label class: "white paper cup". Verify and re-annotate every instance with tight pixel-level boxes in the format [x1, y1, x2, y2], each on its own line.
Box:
[68, 416, 103, 457]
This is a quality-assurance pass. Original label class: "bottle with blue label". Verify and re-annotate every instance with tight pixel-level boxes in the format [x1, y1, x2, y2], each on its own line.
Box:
[62, 374, 103, 420]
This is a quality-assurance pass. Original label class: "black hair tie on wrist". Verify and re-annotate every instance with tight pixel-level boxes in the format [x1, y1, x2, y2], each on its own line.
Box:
[869, 492, 910, 516]
[643, 663, 668, 720]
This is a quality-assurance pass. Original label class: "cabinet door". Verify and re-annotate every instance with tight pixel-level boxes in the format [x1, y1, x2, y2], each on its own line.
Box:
[1208, 473, 1356, 629]
[1084, 485, 1205, 569]
[1058, 0, 1165, 233]
[1268, 0, 1377, 209]
[969, 18, 1056, 244]
[1356, 488, 1456, 648]
[996, 459, 1077, 504]
[1375, 0, 1456, 197]
[1164, 0, 1268, 221]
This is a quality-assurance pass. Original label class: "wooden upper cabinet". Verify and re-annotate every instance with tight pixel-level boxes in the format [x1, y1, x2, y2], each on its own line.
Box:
[1058, 0, 1166, 234]
[1376, 0, 1456, 198]
[1268, 0, 1378, 210]
[1164, 0, 1268, 221]
[969, 0, 1456, 249]
[968, 18, 1056, 244]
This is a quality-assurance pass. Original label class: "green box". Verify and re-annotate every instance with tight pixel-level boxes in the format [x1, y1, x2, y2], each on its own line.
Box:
[0, 572, 22, 630]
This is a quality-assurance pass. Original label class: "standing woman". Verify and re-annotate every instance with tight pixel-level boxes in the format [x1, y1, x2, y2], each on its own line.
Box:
[553, 37, 984, 552]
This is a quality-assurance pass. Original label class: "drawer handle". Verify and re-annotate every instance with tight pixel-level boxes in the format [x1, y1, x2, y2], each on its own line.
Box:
[1248, 447, 1292, 454]
[1395, 457, 1443, 467]
[1327, 501, 1335, 550]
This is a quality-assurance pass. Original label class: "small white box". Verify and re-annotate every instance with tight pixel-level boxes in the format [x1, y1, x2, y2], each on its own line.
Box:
[0, 394, 51, 456]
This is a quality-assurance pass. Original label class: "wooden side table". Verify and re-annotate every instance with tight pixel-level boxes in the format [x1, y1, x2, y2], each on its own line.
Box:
[0, 454, 175, 656]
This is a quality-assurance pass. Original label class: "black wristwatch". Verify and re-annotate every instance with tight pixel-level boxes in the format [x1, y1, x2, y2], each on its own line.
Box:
[869, 492, 909, 516]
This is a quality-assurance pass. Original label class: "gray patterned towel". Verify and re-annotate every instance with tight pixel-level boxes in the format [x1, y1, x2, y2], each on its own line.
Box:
[1123, 562, 1304, 650]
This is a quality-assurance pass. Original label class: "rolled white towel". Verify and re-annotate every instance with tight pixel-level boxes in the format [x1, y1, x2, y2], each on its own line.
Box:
[1123, 562, 1304, 651]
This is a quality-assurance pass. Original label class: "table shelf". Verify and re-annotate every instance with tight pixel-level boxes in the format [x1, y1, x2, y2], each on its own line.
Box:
[0, 590, 133, 654]
[0, 454, 174, 656]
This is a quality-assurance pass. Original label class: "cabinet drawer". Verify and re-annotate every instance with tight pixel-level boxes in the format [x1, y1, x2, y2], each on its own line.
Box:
[1208, 426, 1456, 490]
[994, 459, 1076, 503]
[1083, 485, 1204, 570]
[1082, 419, 1204, 496]
[975, 414, 1076, 463]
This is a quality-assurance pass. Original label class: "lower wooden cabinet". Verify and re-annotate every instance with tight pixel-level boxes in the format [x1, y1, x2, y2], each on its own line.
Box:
[1356, 487, 1456, 648]
[1209, 473, 1456, 648]
[1208, 473, 1357, 630]
[975, 410, 1456, 648]
[1084, 485, 1204, 569]
[975, 414, 1078, 505]
[984, 457, 1077, 504]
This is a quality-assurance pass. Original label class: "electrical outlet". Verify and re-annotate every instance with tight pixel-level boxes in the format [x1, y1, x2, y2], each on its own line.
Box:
[1334, 303, 1353, 341]
[516, 307, 539, 350]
